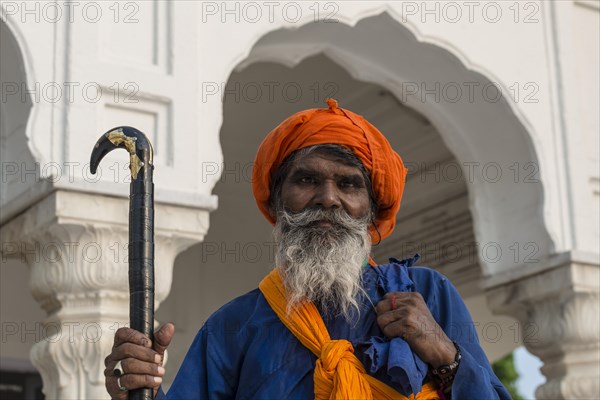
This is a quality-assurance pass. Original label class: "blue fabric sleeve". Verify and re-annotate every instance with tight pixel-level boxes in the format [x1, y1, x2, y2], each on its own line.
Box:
[162, 322, 236, 400]
[162, 327, 209, 400]
[155, 387, 165, 400]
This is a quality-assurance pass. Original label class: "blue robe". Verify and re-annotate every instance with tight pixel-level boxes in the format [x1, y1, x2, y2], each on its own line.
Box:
[158, 255, 511, 399]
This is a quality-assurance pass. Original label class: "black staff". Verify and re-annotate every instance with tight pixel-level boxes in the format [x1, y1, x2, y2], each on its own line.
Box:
[90, 127, 155, 400]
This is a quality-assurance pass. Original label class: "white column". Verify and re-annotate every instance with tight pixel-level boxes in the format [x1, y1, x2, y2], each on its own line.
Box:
[0, 190, 209, 400]
[487, 253, 600, 399]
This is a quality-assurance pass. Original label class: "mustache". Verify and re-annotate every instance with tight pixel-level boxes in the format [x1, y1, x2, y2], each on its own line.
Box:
[278, 207, 371, 230]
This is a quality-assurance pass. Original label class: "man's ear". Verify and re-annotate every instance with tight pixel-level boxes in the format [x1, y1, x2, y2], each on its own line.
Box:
[370, 219, 382, 246]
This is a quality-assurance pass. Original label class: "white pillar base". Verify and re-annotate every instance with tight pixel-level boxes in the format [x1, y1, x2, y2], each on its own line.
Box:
[487, 254, 600, 399]
[1, 190, 209, 399]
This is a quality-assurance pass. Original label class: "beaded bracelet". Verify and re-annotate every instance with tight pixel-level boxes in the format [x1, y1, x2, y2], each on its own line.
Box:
[430, 341, 461, 399]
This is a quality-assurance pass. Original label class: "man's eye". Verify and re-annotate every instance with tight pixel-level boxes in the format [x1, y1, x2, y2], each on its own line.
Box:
[298, 177, 316, 184]
[340, 179, 363, 188]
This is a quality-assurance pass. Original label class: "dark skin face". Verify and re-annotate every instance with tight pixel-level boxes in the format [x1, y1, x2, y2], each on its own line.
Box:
[279, 152, 371, 224]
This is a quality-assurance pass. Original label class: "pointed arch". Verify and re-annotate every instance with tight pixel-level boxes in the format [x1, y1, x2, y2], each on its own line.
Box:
[232, 12, 554, 277]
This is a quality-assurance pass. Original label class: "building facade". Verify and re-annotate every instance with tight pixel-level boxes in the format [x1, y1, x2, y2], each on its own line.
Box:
[1, 1, 598, 399]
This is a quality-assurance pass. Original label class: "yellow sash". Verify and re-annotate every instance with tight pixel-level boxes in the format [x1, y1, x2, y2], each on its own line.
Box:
[259, 269, 440, 400]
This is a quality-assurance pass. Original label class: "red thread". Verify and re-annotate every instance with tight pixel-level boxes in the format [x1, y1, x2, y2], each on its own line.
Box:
[390, 294, 397, 310]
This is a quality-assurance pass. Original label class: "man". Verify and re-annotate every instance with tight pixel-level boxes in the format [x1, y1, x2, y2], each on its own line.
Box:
[105, 99, 511, 399]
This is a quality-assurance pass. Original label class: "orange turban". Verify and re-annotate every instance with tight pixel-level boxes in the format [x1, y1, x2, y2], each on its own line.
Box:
[252, 99, 407, 242]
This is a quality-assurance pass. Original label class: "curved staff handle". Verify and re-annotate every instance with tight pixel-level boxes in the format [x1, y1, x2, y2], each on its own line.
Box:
[90, 126, 155, 400]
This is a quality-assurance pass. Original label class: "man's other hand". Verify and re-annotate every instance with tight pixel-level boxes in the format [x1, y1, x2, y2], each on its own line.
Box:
[375, 293, 456, 368]
[104, 323, 175, 399]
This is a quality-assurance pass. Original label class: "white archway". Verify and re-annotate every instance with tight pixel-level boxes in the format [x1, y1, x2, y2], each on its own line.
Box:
[0, 17, 35, 214]
[234, 12, 554, 278]
[0, 14, 51, 225]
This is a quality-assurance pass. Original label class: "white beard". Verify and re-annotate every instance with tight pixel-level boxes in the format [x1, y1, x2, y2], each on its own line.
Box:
[273, 207, 372, 322]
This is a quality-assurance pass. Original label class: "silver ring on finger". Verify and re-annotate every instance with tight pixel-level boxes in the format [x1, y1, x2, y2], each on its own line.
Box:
[117, 376, 128, 392]
[113, 360, 124, 377]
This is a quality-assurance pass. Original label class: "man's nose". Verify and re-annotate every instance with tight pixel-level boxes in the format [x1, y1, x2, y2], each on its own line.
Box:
[313, 180, 342, 209]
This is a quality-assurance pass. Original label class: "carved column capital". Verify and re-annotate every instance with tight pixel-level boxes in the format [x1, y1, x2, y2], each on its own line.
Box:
[486, 254, 600, 399]
[1, 190, 209, 399]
